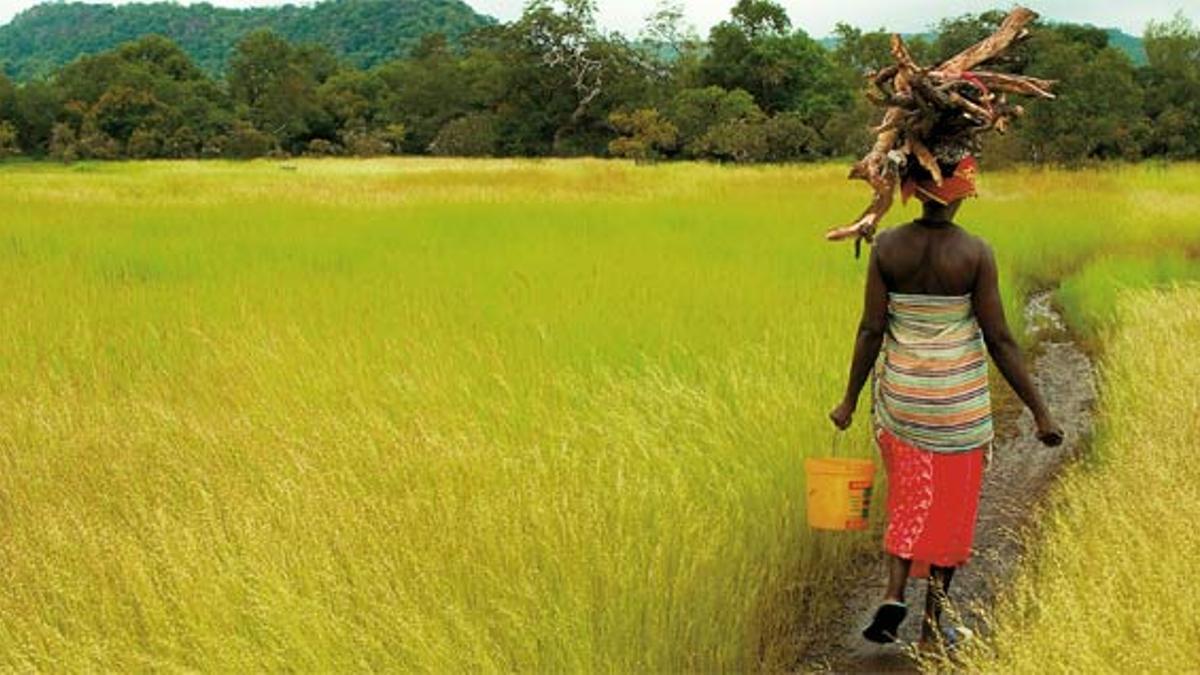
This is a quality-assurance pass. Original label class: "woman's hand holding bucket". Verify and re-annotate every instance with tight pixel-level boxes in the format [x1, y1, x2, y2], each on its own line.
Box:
[829, 399, 855, 430]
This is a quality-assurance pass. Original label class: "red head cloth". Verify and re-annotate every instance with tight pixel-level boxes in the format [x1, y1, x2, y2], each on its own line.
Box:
[901, 155, 979, 206]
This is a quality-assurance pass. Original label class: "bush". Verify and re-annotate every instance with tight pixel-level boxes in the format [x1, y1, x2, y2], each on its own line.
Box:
[762, 113, 821, 162]
[668, 86, 764, 158]
[77, 118, 120, 160]
[304, 138, 342, 156]
[978, 132, 1031, 169]
[693, 118, 769, 163]
[49, 123, 78, 163]
[127, 126, 163, 159]
[819, 98, 876, 158]
[200, 134, 227, 159]
[340, 128, 393, 157]
[429, 112, 498, 157]
[224, 121, 276, 159]
[608, 108, 679, 163]
[0, 121, 21, 158]
[163, 126, 201, 159]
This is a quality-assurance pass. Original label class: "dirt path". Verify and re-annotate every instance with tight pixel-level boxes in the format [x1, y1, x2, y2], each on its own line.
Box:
[796, 291, 1097, 672]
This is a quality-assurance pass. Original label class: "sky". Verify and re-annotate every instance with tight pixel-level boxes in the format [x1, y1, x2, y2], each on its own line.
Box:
[0, 0, 1196, 36]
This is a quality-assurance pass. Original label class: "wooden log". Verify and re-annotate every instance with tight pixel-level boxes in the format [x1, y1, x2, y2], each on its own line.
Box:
[948, 91, 996, 124]
[871, 65, 900, 87]
[909, 138, 943, 186]
[968, 71, 1057, 99]
[936, 7, 1039, 76]
[890, 33, 922, 75]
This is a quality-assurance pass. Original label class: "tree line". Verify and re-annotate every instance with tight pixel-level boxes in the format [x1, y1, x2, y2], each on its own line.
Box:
[0, 0, 1196, 165]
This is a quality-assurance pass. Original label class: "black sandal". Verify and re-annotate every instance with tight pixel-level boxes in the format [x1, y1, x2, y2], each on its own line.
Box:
[862, 601, 908, 644]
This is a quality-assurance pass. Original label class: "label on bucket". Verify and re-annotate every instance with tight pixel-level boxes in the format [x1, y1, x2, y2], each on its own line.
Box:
[848, 481, 872, 520]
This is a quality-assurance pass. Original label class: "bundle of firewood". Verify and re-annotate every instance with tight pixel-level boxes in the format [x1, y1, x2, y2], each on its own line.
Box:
[826, 7, 1056, 256]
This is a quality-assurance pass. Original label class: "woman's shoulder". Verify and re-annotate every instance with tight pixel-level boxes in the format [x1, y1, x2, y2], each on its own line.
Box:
[964, 230, 994, 259]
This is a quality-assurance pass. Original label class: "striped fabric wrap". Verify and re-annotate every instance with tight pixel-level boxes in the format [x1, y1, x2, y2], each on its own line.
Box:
[872, 292, 994, 453]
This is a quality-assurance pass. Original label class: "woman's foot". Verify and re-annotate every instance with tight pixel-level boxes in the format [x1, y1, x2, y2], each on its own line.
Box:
[916, 624, 974, 654]
[862, 601, 908, 643]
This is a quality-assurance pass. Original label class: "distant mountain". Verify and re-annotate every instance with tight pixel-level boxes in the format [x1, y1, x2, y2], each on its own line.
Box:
[0, 0, 497, 81]
[818, 26, 1147, 67]
[1105, 28, 1147, 66]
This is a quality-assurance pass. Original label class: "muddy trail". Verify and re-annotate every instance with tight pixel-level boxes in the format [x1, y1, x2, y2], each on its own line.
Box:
[796, 291, 1098, 672]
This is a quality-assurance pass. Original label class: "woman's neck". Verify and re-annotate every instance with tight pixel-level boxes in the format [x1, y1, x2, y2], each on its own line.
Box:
[920, 200, 961, 224]
[916, 215, 954, 227]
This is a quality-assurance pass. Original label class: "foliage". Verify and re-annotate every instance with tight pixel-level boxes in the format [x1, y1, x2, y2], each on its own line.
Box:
[221, 119, 277, 158]
[607, 108, 678, 162]
[0, 4, 1192, 164]
[429, 112, 499, 157]
[0, 0, 496, 80]
[228, 30, 337, 154]
[0, 119, 19, 157]
[667, 85, 762, 157]
[1021, 33, 1149, 163]
[47, 122, 76, 162]
[1141, 13, 1200, 159]
[700, 0, 846, 117]
[339, 125, 402, 157]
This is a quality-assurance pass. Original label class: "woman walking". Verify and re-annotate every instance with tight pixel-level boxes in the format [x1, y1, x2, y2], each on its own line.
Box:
[828, 157, 1063, 651]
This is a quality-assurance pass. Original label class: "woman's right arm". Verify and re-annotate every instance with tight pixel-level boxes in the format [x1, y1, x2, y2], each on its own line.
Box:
[972, 242, 1064, 447]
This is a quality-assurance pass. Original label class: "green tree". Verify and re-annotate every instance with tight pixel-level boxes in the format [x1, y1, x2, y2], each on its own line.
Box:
[607, 108, 678, 162]
[375, 33, 475, 154]
[1021, 31, 1146, 163]
[0, 120, 21, 158]
[667, 85, 761, 156]
[762, 112, 820, 161]
[515, 0, 654, 155]
[455, 2, 652, 157]
[637, 0, 703, 90]
[699, 0, 845, 117]
[48, 122, 77, 162]
[1142, 13, 1200, 158]
[51, 34, 230, 157]
[728, 0, 790, 38]
[228, 29, 334, 153]
[316, 68, 387, 135]
[429, 112, 499, 156]
[0, 72, 16, 123]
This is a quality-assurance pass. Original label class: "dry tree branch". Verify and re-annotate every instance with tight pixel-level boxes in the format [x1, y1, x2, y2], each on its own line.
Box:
[825, 6, 1057, 256]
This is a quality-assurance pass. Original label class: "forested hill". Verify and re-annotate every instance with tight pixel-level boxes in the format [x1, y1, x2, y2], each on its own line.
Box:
[0, 0, 496, 81]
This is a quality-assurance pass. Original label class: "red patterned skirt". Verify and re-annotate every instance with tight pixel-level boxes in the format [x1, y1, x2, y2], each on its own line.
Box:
[876, 426, 986, 578]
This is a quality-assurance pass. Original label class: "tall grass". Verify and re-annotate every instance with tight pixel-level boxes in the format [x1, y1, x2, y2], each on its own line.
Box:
[0, 158, 1195, 670]
[1057, 253, 1200, 339]
[956, 287, 1200, 672]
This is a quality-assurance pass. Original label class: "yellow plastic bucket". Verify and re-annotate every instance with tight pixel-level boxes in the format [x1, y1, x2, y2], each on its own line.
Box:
[805, 457, 876, 531]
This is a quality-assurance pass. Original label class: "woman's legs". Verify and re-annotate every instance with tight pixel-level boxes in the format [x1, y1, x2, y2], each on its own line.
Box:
[864, 553, 913, 643]
[883, 553, 912, 603]
[920, 564, 956, 644]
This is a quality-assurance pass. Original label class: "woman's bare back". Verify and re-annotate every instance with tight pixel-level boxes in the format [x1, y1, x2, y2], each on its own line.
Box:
[873, 220, 984, 296]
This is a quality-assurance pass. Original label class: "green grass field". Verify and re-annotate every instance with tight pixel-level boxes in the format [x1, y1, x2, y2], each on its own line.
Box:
[957, 286, 1200, 673]
[0, 158, 1196, 670]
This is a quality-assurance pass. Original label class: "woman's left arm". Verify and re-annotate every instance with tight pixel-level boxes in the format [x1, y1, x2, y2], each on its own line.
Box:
[830, 243, 889, 430]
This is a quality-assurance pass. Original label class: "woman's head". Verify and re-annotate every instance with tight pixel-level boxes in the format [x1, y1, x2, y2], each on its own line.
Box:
[901, 155, 978, 211]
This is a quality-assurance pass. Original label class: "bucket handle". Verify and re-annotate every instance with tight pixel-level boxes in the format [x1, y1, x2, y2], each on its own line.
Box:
[830, 429, 846, 457]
